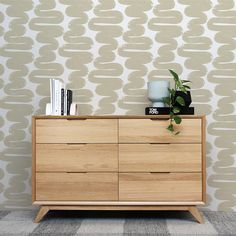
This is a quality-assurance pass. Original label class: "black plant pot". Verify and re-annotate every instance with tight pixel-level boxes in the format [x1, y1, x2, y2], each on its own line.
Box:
[174, 91, 192, 107]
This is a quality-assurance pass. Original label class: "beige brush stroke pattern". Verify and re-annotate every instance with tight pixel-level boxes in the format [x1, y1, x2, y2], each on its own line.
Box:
[28, 0, 64, 115]
[0, 0, 235, 211]
[118, 0, 153, 114]
[0, 8, 4, 199]
[0, 10, 3, 37]
[59, 0, 94, 115]
[88, 0, 123, 114]
[0, 0, 34, 209]
[148, 0, 183, 81]
[0, 9, 4, 136]
[207, 0, 236, 211]
[178, 0, 212, 115]
[177, 0, 213, 208]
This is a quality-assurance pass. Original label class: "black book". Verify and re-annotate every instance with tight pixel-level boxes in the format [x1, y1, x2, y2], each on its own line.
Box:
[145, 107, 195, 115]
[67, 90, 73, 115]
[61, 88, 64, 115]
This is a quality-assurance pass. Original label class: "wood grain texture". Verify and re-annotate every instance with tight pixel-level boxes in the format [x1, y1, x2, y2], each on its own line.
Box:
[32, 115, 206, 221]
[33, 201, 205, 206]
[36, 172, 118, 201]
[33, 115, 204, 119]
[119, 173, 202, 201]
[202, 116, 206, 203]
[34, 206, 49, 223]
[119, 119, 202, 143]
[32, 117, 36, 202]
[36, 144, 118, 172]
[189, 206, 204, 224]
[36, 119, 118, 143]
[119, 144, 201, 172]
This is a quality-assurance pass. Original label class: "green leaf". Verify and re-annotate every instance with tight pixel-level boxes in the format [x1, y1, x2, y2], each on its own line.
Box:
[162, 97, 171, 105]
[178, 85, 187, 93]
[183, 85, 191, 90]
[182, 86, 187, 92]
[169, 69, 180, 82]
[174, 116, 182, 124]
[173, 107, 181, 114]
[176, 81, 181, 87]
[168, 88, 176, 102]
[168, 88, 175, 96]
[167, 124, 174, 132]
[175, 131, 180, 135]
[182, 80, 191, 83]
[176, 96, 185, 106]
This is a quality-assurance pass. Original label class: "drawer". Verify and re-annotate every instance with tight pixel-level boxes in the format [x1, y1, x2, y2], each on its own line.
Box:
[119, 173, 202, 201]
[36, 172, 118, 201]
[36, 144, 118, 172]
[119, 144, 201, 172]
[36, 119, 118, 143]
[119, 119, 201, 143]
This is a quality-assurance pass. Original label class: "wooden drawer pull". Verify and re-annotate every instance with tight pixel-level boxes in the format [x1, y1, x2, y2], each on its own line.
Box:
[66, 143, 87, 145]
[66, 118, 87, 120]
[66, 171, 87, 174]
[149, 143, 171, 145]
[150, 118, 169, 121]
[150, 172, 170, 174]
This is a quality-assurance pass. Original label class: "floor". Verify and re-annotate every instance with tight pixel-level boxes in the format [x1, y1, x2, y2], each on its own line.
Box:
[0, 210, 235, 235]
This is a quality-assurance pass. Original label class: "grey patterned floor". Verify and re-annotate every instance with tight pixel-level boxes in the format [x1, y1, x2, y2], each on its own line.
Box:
[0, 210, 235, 235]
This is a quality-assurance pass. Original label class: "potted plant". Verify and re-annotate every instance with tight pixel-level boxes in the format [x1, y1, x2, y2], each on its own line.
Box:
[162, 69, 191, 135]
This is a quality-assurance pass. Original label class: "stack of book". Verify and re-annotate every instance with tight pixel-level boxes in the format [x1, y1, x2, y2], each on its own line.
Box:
[49, 79, 73, 115]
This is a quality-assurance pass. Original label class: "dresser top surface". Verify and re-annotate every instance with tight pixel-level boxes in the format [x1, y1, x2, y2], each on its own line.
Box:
[33, 115, 205, 119]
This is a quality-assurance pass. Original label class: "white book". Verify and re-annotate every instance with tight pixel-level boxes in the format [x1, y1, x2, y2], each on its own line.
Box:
[58, 81, 61, 116]
[54, 80, 59, 115]
[48, 79, 67, 116]
[64, 89, 67, 116]
[50, 79, 57, 115]
[49, 79, 54, 115]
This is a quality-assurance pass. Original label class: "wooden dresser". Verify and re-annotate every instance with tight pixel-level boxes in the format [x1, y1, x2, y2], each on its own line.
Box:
[32, 115, 206, 223]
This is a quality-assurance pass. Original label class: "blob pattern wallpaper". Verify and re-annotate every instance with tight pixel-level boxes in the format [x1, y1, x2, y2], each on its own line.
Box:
[0, 0, 236, 211]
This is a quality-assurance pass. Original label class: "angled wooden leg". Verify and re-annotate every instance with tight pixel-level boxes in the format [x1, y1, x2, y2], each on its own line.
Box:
[34, 206, 49, 223]
[188, 206, 204, 224]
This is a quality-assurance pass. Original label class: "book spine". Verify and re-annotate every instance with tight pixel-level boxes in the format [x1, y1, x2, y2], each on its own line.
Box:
[55, 80, 60, 115]
[67, 90, 72, 115]
[52, 79, 56, 115]
[49, 79, 54, 115]
[145, 107, 194, 115]
[55, 80, 58, 115]
[58, 81, 62, 116]
[61, 88, 64, 115]
[64, 89, 67, 116]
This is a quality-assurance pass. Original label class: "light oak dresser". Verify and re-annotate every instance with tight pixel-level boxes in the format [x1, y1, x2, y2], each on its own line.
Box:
[32, 115, 206, 223]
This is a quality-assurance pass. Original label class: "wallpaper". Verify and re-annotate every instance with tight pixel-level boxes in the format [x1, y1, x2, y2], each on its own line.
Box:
[0, 0, 236, 211]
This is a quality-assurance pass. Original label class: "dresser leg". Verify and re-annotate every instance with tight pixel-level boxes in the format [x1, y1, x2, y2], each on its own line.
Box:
[188, 206, 204, 224]
[34, 206, 49, 223]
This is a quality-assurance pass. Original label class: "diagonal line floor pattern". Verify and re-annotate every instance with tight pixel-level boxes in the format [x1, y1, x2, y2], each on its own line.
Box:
[0, 210, 235, 235]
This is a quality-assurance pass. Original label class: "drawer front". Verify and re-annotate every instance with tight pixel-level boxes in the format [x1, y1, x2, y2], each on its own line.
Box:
[119, 119, 201, 143]
[119, 144, 201, 172]
[36, 144, 118, 172]
[36, 173, 118, 201]
[119, 173, 202, 201]
[36, 119, 118, 143]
